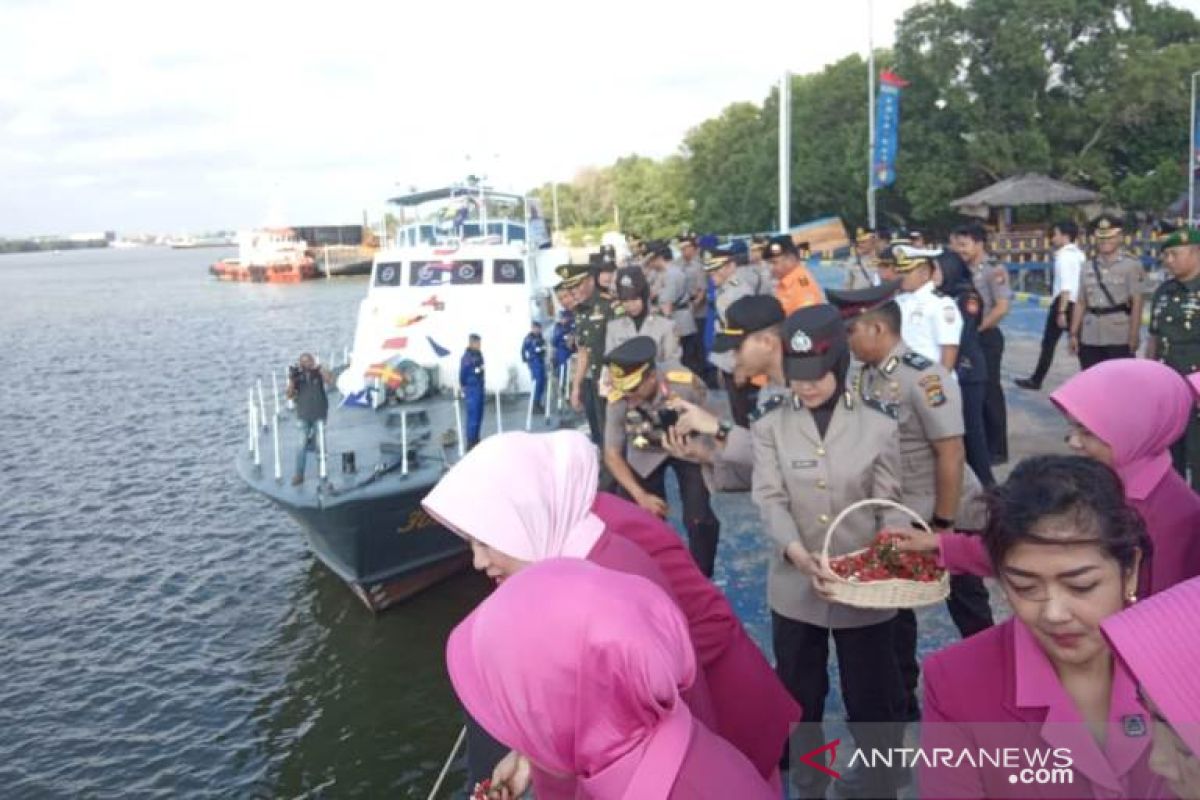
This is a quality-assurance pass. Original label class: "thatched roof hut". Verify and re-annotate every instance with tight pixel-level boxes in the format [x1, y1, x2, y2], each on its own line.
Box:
[950, 174, 1102, 228]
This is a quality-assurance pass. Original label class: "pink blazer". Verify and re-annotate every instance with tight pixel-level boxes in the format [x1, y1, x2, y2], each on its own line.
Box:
[592, 492, 802, 780]
[938, 473, 1200, 596]
[921, 619, 1167, 799]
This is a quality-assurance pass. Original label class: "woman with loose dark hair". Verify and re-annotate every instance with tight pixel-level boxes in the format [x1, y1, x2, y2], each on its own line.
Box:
[919, 456, 1168, 799]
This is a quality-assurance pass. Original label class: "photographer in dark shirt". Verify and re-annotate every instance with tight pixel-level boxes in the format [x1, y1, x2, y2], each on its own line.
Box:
[286, 352, 333, 486]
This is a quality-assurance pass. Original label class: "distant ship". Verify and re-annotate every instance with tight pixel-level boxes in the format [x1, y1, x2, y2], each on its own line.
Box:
[170, 235, 235, 249]
[209, 228, 319, 283]
[234, 181, 570, 610]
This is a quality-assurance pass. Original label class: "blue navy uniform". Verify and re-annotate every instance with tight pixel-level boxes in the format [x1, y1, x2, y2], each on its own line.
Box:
[459, 344, 485, 449]
[521, 330, 548, 410]
[552, 311, 575, 372]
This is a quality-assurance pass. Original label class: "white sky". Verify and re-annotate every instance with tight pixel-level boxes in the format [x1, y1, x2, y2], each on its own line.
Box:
[2, 0, 1198, 236]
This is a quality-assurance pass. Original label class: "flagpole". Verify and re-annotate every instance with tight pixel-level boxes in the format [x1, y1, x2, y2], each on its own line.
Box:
[779, 71, 791, 232]
[867, 0, 877, 230]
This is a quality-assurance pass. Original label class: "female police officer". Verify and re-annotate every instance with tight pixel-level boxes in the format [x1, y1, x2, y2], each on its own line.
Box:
[751, 304, 907, 798]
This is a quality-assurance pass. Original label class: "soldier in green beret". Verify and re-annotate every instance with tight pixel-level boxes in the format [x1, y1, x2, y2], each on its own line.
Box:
[1146, 227, 1200, 489]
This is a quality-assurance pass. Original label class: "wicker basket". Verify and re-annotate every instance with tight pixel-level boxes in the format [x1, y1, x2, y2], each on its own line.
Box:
[818, 498, 950, 609]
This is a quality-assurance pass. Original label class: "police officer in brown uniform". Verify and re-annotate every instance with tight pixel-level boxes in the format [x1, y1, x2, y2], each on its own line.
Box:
[642, 240, 671, 313]
[828, 282, 994, 721]
[953, 221, 1012, 464]
[706, 248, 757, 426]
[1069, 214, 1146, 369]
[662, 295, 790, 494]
[751, 304, 906, 799]
[603, 336, 721, 576]
[605, 267, 680, 363]
[843, 226, 882, 290]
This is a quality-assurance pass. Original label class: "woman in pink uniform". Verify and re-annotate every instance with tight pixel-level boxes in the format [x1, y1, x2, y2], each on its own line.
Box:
[920, 455, 1167, 799]
[446, 558, 776, 800]
[904, 359, 1200, 596]
[422, 430, 798, 790]
[1102, 576, 1200, 799]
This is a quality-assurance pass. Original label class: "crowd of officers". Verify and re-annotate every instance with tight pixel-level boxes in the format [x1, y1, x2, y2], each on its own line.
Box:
[532, 222, 1200, 796]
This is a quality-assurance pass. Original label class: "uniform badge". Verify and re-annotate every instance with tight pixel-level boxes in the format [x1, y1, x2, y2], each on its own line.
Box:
[1122, 715, 1147, 738]
[790, 331, 813, 353]
[919, 374, 946, 407]
[943, 306, 957, 324]
[882, 355, 900, 375]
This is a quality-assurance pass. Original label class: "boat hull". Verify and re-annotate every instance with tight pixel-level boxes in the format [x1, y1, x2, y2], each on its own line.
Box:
[210, 258, 319, 283]
[270, 486, 470, 612]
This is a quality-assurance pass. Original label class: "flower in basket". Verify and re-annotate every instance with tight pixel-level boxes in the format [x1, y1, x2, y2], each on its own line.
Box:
[829, 532, 945, 583]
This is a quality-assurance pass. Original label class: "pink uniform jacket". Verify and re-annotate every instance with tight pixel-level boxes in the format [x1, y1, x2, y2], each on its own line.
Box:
[592, 491, 802, 780]
[921, 619, 1167, 799]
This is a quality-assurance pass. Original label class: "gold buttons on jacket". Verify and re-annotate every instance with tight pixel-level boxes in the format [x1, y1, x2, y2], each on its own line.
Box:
[816, 447, 826, 456]
[818, 513, 830, 524]
[816, 479, 827, 489]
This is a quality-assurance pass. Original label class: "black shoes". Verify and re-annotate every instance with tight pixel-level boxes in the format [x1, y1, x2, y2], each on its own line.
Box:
[1014, 377, 1041, 391]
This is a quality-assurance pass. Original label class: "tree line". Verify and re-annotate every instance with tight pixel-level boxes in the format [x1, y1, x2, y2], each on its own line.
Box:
[531, 0, 1200, 243]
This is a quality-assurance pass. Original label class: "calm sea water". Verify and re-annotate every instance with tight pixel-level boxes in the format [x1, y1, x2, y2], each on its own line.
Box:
[0, 248, 490, 799]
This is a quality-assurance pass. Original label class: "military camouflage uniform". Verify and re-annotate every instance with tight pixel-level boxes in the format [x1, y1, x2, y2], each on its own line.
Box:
[1149, 272, 1200, 489]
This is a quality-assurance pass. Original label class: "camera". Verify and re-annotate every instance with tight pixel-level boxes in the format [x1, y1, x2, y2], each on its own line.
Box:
[656, 407, 680, 429]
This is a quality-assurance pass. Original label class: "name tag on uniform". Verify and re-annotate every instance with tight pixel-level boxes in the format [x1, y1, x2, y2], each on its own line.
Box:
[790, 460, 818, 469]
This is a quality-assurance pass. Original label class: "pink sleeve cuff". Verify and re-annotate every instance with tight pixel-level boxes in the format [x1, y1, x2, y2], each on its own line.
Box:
[937, 532, 994, 577]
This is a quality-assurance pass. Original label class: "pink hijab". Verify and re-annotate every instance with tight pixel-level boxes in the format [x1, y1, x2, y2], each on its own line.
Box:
[446, 558, 697, 798]
[422, 431, 605, 559]
[1050, 360, 1195, 500]
[1102, 576, 1200, 757]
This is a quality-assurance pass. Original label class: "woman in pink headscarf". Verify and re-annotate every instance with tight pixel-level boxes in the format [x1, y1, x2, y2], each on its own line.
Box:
[446, 559, 775, 800]
[1103, 576, 1200, 800]
[422, 431, 798, 789]
[901, 359, 1200, 596]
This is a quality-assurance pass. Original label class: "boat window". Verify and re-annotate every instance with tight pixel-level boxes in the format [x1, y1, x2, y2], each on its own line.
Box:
[493, 259, 525, 284]
[461, 223, 482, 239]
[507, 223, 526, 242]
[375, 261, 404, 287]
[410, 260, 485, 287]
[419, 225, 436, 245]
[487, 222, 504, 239]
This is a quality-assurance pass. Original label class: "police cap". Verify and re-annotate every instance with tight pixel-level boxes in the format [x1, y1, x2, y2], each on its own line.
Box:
[678, 233, 698, 247]
[882, 243, 942, 273]
[642, 240, 672, 263]
[703, 248, 734, 272]
[712, 294, 785, 353]
[604, 335, 657, 400]
[1091, 214, 1124, 240]
[825, 279, 903, 319]
[781, 305, 847, 381]
[763, 235, 798, 260]
[615, 266, 648, 300]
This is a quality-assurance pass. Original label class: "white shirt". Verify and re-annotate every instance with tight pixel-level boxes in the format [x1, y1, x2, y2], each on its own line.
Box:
[896, 281, 963, 365]
[1053, 242, 1084, 303]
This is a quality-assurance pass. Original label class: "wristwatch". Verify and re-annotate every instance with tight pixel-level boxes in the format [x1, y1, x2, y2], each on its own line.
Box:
[714, 419, 734, 442]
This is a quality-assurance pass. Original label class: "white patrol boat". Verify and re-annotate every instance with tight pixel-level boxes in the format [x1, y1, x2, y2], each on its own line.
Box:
[235, 180, 570, 611]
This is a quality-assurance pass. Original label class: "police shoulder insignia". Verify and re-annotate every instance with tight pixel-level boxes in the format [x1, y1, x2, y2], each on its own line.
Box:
[919, 374, 947, 407]
[901, 351, 933, 370]
[665, 369, 694, 385]
[748, 394, 785, 423]
[943, 304, 957, 324]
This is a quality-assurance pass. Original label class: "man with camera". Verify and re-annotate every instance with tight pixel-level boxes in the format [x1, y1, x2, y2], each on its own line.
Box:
[286, 352, 333, 486]
[602, 335, 721, 577]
